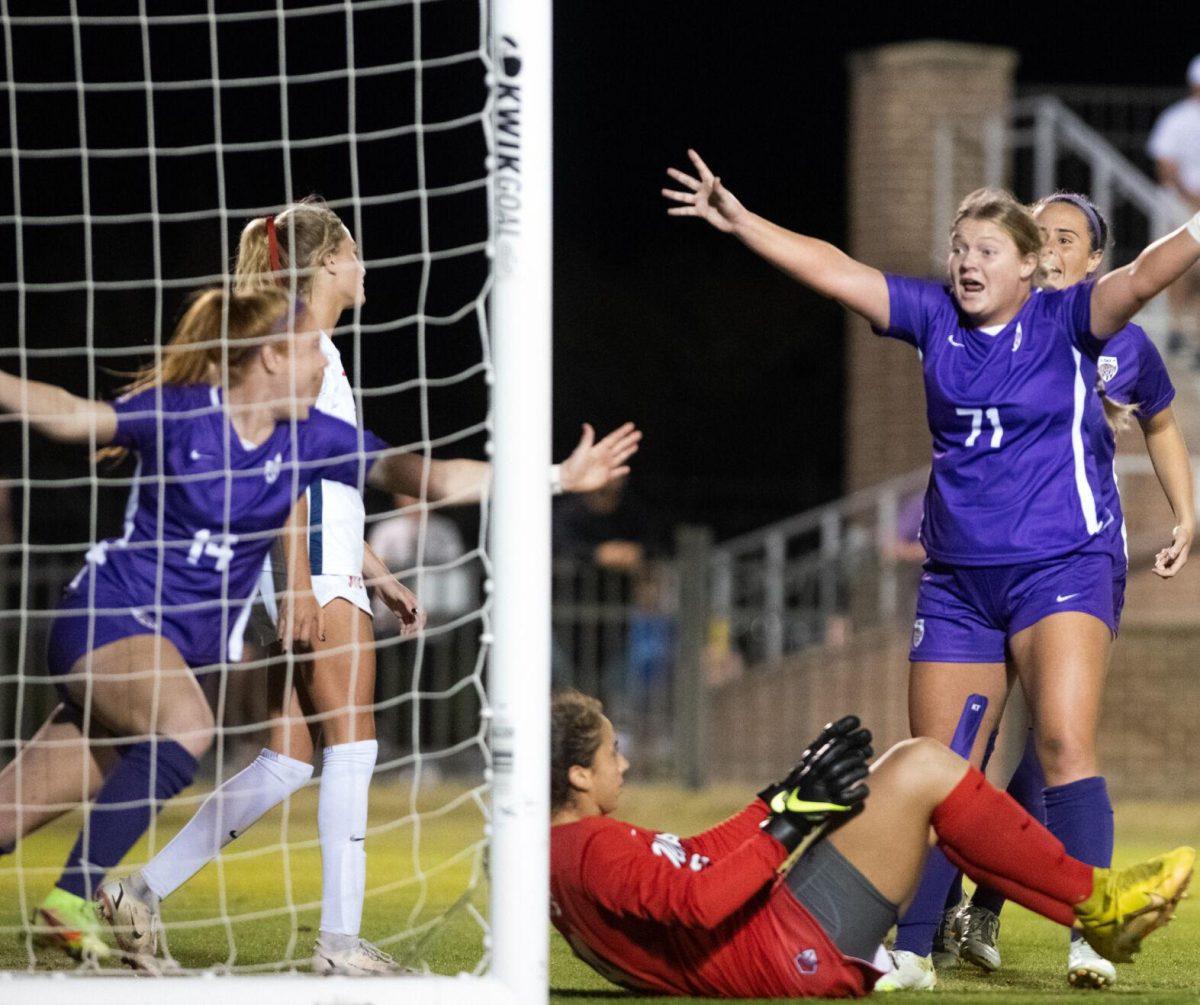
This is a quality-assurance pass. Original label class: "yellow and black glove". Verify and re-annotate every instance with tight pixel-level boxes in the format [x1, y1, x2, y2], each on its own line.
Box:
[760, 716, 871, 853]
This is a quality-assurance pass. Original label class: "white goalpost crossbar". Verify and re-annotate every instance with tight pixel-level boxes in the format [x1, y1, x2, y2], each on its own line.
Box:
[0, 0, 552, 1000]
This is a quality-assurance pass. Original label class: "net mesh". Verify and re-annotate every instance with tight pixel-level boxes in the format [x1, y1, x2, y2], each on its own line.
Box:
[0, 0, 496, 976]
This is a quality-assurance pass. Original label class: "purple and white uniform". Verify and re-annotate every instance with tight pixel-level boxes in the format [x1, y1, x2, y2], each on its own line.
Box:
[875, 276, 1121, 663]
[1090, 323, 1175, 629]
[46, 383, 388, 679]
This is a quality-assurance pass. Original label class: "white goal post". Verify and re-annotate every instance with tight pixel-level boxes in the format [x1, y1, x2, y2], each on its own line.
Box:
[0, 0, 552, 1000]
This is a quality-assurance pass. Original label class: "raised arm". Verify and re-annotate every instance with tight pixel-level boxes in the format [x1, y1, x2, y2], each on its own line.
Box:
[1140, 406, 1195, 578]
[366, 422, 642, 501]
[663, 149, 890, 329]
[367, 452, 489, 503]
[0, 369, 116, 444]
[1091, 220, 1200, 337]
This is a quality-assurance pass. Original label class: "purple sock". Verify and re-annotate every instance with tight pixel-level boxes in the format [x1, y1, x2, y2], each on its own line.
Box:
[896, 847, 960, 954]
[897, 692, 989, 955]
[1043, 775, 1112, 943]
[942, 874, 963, 914]
[972, 734, 1046, 916]
[57, 739, 197, 900]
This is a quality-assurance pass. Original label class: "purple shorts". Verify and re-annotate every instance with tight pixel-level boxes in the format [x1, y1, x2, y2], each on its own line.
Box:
[45, 567, 221, 700]
[908, 551, 1122, 664]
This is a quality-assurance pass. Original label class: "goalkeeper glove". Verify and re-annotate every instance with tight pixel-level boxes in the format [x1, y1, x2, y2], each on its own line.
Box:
[761, 725, 871, 853]
[757, 714, 873, 806]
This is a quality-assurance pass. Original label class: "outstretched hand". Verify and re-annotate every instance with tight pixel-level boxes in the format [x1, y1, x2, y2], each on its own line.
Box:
[559, 422, 642, 493]
[375, 576, 427, 637]
[1154, 523, 1193, 578]
[661, 149, 748, 233]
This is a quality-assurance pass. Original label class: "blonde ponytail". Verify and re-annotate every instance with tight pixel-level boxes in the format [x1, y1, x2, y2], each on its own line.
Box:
[235, 195, 345, 299]
[100, 287, 294, 462]
[1100, 392, 1139, 436]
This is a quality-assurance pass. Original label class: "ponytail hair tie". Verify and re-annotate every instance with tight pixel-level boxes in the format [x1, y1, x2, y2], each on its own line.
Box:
[265, 214, 283, 283]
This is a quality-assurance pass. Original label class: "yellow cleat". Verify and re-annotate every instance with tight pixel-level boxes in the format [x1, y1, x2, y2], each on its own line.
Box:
[30, 887, 112, 962]
[1074, 846, 1194, 964]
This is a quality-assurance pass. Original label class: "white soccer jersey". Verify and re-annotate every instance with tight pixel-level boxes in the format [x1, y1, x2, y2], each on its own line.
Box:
[307, 331, 367, 577]
[1148, 98, 1200, 197]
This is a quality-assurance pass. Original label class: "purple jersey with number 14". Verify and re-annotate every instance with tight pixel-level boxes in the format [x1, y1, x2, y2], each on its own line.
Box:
[877, 276, 1112, 566]
[52, 382, 388, 670]
[1090, 323, 1176, 571]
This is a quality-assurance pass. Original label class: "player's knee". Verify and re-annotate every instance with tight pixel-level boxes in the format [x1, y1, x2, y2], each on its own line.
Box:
[162, 703, 215, 759]
[874, 737, 959, 795]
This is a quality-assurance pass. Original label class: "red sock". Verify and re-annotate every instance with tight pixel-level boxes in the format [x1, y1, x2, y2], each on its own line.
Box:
[932, 766, 1094, 927]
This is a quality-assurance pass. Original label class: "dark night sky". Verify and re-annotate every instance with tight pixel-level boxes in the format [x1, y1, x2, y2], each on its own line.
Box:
[1, 2, 1198, 550]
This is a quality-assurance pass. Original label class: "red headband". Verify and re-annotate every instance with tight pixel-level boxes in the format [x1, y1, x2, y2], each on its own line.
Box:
[264, 214, 283, 282]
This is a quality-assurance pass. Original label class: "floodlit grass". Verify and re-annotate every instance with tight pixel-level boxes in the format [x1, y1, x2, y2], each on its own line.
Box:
[1, 782, 1197, 1002]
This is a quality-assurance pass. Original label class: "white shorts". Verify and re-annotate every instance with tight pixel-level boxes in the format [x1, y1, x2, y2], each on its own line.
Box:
[311, 572, 371, 616]
[243, 551, 373, 653]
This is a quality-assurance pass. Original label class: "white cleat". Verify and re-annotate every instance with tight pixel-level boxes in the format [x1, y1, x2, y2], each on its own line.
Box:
[96, 873, 160, 957]
[874, 950, 937, 992]
[311, 936, 416, 976]
[1068, 938, 1117, 989]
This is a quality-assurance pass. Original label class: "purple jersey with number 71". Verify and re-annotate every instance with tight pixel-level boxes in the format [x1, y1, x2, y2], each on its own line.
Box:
[876, 276, 1113, 566]
[52, 382, 388, 670]
[1088, 323, 1176, 571]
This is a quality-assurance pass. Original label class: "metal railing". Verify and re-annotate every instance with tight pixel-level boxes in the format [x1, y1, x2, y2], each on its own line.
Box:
[707, 455, 1200, 671]
[1019, 84, 1184, 174]
[933, 95, 1192, 291]
[710, 467, 928, 667]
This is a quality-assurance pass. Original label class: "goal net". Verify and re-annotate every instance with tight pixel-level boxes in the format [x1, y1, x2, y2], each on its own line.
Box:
[0, 1, 549, 1001]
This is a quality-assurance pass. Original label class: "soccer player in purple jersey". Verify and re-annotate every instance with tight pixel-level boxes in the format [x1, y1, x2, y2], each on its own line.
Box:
[0, 286, 638, 968]
[662, 149, 1200, 990]
[947, 193, 1193, 989]
[98, 200, 640, 975]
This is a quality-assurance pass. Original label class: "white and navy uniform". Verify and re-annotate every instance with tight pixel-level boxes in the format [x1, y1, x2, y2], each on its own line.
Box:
[253, 332, 372, 637]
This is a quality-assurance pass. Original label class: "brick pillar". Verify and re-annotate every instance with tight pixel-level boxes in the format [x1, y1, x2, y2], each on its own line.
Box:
[844, 42, 1017, 490]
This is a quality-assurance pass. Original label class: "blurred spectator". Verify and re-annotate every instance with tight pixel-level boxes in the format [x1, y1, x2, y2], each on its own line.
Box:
[704, 615, 745, 687]
[552, 476, 662, 571]
[367, 494, 473, 629]
[1148, 54, 1200, 362]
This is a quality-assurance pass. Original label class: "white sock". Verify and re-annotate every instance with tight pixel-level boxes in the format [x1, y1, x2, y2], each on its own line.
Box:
[317, 739, 377, 937]
[141, 747, 313, 900]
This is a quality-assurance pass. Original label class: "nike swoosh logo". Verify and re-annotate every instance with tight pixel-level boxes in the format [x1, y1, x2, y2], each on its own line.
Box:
[948, 335, 965, 348]
[189, 449, 208, 461]
[350, 835, 366, 842]
[229, 830, 240, 840]
[770, 791, 853, 814]
[1056, 593, 1080, 603]
[113, 886, 124, 911]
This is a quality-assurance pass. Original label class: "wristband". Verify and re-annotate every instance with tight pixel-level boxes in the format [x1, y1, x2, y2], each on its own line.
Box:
[549, 464, 564, 496]
[1188, 211, 1200, 245]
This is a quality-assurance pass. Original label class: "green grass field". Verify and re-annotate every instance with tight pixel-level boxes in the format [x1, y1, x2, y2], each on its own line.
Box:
[1, 781, 1197, 1001]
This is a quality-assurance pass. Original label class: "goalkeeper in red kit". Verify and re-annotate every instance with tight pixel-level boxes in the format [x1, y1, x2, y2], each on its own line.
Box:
[549, 691, 1193, 998]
